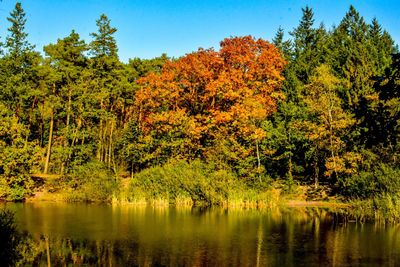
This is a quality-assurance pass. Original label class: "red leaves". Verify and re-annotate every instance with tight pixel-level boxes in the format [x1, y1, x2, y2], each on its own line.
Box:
[135, 35, 286, 150]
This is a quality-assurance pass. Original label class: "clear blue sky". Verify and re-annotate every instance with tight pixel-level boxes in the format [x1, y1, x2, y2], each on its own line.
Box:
[0, 0, 399, 62]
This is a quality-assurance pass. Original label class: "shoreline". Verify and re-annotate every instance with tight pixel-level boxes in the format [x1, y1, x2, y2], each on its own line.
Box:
[15, 193, 350, 209]
[285, 200, 349, 208]
[6, 195, 400, 222]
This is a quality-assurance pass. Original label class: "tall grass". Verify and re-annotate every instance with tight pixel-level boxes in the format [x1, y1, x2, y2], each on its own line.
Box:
[119, 159, 282, 207]
[348, 194, 400, 223]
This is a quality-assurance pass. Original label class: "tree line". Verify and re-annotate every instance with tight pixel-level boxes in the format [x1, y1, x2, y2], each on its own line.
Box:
[0, 3, 399, 201]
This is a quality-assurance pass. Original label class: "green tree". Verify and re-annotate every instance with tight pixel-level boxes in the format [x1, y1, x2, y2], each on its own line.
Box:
[128, 53, 169, 79]
[368, 18, 395, 74]
[42, 31, 89, 174]
[0, 103, 40, 200]
[88, 14, 129, 172]
[328, 6, 395, 160]
[0, 2, 41, 136]
[330, 6, 376, 109]
[5, 2, 35, 65]
[289, 6, 329, 85]
[366, 53, 400, 162]
[262, 101, 308, 187]
[272, 26, 292, 60]
[90, 14, 118, 58]
[265, 7, 327, 186]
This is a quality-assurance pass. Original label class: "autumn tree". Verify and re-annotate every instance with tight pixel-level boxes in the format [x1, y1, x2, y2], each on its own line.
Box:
[302, 65, 355, 186]
[135, 36, 286, 175]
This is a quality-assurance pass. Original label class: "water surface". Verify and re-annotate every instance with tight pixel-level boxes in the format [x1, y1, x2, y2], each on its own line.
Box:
[4, 202, 400, 266]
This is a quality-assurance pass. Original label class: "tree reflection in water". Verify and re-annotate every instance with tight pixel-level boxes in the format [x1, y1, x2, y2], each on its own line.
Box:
[4, 204, 400, 266]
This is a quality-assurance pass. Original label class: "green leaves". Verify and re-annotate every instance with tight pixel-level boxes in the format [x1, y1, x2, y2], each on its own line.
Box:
[0, 104, 40, 200]
[6, 2, 34, 59]
[90, 14, 118, 59]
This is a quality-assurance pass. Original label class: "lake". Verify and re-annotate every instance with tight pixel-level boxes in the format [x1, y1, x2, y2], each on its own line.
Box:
[3, 202, 400, 266]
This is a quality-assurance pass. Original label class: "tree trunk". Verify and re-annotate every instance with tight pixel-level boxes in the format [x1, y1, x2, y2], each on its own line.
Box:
[328, 105, 338, 179]
[288, 155, 293, 183]
[44, 110, 54, 174]
[97, 119, 103, 161]
[66, 89, 71, 128]
[108, 120, 114, 168]
[256, 139, 261, 183]
[314, 153, 319, 189]
[103, 120, 108, 163]
[45, 236, 51, 267]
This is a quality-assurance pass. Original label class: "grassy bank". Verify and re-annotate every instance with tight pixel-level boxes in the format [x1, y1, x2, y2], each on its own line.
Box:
[118, 160, 283, 208]
[27, 160, 284, 208]
[19, 159, 400, 222]
[343, 195, 400, 223]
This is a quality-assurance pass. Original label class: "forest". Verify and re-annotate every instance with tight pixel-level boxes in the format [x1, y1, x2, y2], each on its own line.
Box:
[0, 3, 399, 209]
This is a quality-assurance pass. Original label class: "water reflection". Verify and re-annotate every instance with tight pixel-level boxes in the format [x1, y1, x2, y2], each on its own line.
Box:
[4, 203, 400, 266]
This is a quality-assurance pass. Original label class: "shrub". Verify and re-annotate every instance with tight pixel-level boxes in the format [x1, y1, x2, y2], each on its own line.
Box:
[0, 144, 40, 201]
[337, 164, 400, 198]
[64, 161, 118, 202]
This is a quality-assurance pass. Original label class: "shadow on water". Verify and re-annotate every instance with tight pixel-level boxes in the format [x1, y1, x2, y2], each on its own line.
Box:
[2, 203, 400, 266]
[0, 209, 22, 267]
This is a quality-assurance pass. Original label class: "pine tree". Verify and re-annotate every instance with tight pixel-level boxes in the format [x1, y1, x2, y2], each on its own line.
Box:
[90, 14, 118, 59]
[42, 31, 88, 174]
[272, 26, 292, 60]
[5, 2, 35, 68]
[89, 14, 126, 169]
[289, 6, 328, 84]
[368, 18, 395, 74]
[290, 6, 315, 57]
[1, 2, 41, 129]
[330, 5, 373, 107]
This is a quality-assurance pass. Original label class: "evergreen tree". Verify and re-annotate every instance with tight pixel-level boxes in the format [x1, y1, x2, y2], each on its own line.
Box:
[272, 26, 292, 60]
[366, 53, 400, 161]
[265, 7, 328, 185]
[89, 14, 128, 170]
[368, 18, 395, 74]
[286, 6, 329, 92]
[330, 6, 373, 108]
[290, 6, 315, 58]
[90, 14, 118, 59]
[42, 31, 89, 174]
[6, 3, 34, 58]
[1, 2, 41, 132]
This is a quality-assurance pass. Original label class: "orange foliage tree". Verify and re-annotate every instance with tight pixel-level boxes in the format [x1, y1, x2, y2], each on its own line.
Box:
[135, 36, 286, 174]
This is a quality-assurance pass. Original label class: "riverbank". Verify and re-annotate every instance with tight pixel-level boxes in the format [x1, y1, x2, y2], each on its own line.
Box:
[22, 187, 400, 223]
[26, 193, 349, 209]
[23, 181, 348, 209]
[3, 158, 399, 222]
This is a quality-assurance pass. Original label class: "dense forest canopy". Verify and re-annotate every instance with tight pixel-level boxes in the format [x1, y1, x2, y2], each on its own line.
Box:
[0, 3, 399, 202]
